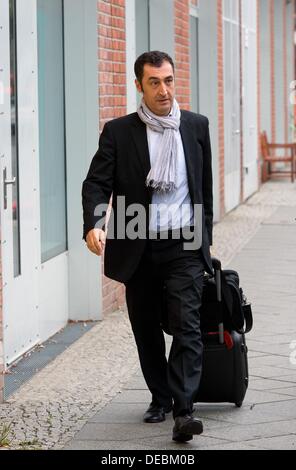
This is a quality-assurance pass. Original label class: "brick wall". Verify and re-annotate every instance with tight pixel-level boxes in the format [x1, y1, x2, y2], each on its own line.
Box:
[174, 0, 190, 110]
[98, 0, 127, 129]
[98, 0, 126, 315]
[217, 0, 225, 217]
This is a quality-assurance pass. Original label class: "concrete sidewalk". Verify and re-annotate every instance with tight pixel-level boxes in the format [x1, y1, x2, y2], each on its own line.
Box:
[1, 181, 295, 450]
[65, 182, 296, 450]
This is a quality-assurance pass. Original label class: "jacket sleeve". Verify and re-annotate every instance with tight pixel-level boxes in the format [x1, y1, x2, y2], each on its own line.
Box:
[202, 118, 213, 246]
[82, 122, 115, 240]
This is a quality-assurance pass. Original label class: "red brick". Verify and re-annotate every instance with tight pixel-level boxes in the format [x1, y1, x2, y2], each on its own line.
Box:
[174, 0, 190, 109]
[111, 16, 125, 30]
[98, 0, 128, 316]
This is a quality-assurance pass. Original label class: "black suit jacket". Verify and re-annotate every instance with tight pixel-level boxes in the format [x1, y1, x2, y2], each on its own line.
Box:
[82, 110, 213, 282]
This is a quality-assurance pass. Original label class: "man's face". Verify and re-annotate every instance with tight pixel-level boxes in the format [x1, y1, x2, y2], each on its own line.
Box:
[135, 61, 175, 116]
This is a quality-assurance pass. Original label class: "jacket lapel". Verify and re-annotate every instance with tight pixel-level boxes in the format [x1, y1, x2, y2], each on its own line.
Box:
[180, 112, 197, 203]
[130, 116, 151, 179]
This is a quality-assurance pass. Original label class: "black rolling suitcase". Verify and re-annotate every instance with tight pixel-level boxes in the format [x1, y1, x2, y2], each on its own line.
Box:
[194, 258, 253, 407]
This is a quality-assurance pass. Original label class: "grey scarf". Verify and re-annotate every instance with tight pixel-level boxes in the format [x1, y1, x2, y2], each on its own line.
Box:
[137, 98, 181, 192]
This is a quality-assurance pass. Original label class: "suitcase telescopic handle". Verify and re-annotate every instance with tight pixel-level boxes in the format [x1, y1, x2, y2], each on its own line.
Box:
[212, 257, 224, 344]
[211, 257, 222, 272]
[211, 257, 222, 301]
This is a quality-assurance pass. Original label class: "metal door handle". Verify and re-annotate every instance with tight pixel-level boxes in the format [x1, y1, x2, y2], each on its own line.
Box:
[3, 167, 16, 210]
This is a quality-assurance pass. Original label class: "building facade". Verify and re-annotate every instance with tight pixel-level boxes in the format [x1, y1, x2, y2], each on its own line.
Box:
[0, 0, 295, 402]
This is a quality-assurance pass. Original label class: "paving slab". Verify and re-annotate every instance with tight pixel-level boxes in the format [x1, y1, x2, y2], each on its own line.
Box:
[244, 434, 296, 450]
[249, 377, 296, 391]
[203, 419, 296, 443]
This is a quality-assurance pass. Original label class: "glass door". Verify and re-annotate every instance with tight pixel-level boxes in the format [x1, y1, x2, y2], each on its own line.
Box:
[0, 0, 40, 366]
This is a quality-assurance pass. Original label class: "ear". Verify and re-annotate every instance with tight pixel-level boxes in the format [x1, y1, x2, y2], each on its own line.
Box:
[135, 79, 143, 94]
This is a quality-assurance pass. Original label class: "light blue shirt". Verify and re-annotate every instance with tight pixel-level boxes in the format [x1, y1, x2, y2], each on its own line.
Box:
[146, 125, 194, 232]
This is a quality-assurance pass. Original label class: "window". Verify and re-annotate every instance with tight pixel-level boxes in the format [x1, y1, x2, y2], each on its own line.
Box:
[37, 0, 67, 262]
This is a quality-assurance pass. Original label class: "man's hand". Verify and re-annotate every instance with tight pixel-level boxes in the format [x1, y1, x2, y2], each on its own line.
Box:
[86, 228, 106, 256]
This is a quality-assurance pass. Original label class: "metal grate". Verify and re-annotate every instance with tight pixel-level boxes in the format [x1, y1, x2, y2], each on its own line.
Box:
[4, 321, 98, 400]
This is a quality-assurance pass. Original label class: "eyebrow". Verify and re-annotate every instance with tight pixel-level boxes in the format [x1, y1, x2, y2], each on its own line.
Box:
[148, 75, 174, 81]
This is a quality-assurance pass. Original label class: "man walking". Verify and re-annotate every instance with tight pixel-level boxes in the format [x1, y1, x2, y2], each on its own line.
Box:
[82, 51, 213, 442]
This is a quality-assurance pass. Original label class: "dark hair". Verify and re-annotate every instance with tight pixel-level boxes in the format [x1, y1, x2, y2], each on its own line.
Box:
[134, 50, 175, 85]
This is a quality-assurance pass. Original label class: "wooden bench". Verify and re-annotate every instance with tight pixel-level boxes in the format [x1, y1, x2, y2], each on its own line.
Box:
[260, 131, 296, 183]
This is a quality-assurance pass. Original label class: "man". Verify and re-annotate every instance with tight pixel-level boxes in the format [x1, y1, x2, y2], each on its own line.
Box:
[82, 51, 213, 442]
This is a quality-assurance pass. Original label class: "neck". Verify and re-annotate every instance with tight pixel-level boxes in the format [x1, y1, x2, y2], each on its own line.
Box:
[143, 100, 172, 117]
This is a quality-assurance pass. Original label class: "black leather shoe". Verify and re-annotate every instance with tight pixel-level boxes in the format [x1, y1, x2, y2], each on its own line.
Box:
[143, 403, 173, 423]
[172, 414, 203, 442]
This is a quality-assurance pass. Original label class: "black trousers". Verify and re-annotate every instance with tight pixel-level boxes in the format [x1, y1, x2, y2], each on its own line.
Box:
[125, 237, 205, 418]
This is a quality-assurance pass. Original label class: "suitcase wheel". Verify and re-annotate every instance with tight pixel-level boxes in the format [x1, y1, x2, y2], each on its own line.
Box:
[235, 402, 242, 408]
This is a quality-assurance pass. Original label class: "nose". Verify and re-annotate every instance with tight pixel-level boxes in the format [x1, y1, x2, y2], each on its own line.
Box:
[159, 82, 168, 96]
